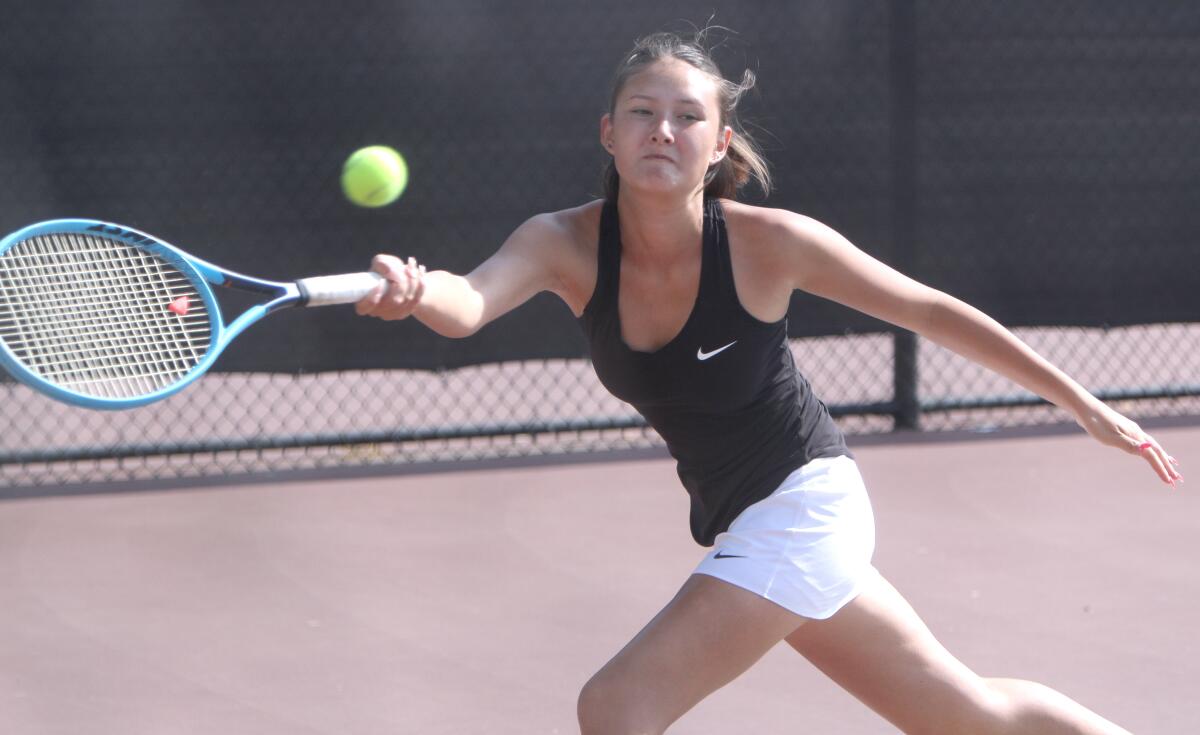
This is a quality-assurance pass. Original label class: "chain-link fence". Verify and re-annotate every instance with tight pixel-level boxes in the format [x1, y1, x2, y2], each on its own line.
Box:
[2, 2, 1198, 489]
[5, 323, 1198, 489]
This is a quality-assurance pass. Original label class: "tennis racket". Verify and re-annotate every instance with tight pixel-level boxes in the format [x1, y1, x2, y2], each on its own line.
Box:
[0, 219, 385, 409]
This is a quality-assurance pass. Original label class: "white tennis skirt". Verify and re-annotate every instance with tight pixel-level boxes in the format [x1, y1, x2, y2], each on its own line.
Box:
[693, 455, 878, 620]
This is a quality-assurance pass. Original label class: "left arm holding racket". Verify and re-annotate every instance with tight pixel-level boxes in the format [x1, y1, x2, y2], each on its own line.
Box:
[0, 219, 388, 409]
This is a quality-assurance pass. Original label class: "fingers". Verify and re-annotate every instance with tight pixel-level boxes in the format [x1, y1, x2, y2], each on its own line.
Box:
[353, 255, 390, 316]
[355, 254, 426, 320]
[1129, 432, 1184, 489]
[1087, 407, 1186, 491]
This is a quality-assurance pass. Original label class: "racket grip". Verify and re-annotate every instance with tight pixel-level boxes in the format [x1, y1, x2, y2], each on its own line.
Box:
[296, 272, 385, 306]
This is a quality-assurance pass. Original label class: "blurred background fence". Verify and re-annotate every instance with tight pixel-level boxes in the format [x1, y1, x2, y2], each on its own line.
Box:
[2, 1, 1198, 488]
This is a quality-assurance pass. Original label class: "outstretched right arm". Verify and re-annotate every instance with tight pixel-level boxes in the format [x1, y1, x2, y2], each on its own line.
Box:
[355, 212, 575, 338]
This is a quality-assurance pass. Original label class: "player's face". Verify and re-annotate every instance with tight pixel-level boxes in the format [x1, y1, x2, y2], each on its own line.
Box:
[601, 59, 732, 197]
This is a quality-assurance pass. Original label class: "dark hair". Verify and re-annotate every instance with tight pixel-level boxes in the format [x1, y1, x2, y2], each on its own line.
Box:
[602, 30, 771, 201]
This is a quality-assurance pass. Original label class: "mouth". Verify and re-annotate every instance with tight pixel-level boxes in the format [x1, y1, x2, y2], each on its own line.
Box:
[643, 154, 674, 163]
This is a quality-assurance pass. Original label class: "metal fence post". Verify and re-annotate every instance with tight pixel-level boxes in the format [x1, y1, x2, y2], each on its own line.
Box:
[890, 0, 920, 430]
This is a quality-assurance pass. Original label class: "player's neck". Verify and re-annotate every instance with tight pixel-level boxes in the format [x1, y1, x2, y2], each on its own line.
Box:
[616, 190, 704, 264]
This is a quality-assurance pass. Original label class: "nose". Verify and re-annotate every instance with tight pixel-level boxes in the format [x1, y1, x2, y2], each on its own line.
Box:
[650, 116, 674, 144]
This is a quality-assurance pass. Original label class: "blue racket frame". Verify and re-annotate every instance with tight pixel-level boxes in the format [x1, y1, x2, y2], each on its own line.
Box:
[0, 219, 302, 409]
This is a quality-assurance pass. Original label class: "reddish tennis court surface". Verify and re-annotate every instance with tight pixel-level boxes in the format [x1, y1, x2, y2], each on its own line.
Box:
[2, 422, 1197, 734]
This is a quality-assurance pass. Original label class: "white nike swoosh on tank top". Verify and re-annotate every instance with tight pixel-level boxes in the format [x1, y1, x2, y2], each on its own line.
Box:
[696, 341, 738, 361]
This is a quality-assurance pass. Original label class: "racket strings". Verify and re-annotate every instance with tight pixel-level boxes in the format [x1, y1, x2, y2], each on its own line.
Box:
[2, 235, 200, 397]
[0, 233, 213, 398]
[2, 235, 151, 395]
[59, 235, 206, 395]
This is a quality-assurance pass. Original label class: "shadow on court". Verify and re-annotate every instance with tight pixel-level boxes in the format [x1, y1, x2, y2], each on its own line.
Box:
[2, 424, 1197, 734]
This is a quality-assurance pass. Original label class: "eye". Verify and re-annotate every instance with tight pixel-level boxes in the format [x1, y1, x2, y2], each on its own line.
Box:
[679, 113, 700, 121]
[631, 108, 652, 116]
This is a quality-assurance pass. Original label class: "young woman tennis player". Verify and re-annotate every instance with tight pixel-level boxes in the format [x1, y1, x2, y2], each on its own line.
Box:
[356, 31, 1181, 735]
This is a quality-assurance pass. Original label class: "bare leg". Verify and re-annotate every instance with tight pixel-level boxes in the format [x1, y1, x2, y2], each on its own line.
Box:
[577, 573, 807, 735]
[785, 572, 1131, 735]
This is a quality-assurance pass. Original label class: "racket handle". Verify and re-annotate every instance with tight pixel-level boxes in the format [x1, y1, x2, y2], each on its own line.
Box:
[296, 272, 385, 306]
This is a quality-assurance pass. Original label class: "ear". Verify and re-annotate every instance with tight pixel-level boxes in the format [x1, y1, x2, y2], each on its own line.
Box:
[710, 125, 733, 165]
[600, 113, 615, 153]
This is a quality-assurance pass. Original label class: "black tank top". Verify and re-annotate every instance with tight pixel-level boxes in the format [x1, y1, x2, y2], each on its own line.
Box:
[578, 197, 851, 546]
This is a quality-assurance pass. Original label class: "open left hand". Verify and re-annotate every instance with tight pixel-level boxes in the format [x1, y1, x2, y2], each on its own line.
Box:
[1075, 401, 1184, 488]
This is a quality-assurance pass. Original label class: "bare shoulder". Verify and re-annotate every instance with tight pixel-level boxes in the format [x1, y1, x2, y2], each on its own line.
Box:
[502, 200, 602, 317]
[551, 198, 604, 254]
[715, 198, 840, 301]
[509, 200, 600, 254]
[720, 200, 830, 249]
[555, 200, 604, 316]
[722, 199, 936, 332]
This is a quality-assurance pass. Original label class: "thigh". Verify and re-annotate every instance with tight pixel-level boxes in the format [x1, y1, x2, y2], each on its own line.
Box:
[580, 573, 807, 731]
[785, 571, 1002, 734]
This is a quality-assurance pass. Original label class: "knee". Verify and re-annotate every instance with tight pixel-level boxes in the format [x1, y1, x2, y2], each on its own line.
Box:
[901, 682, 1013, 735]
[951, 683, 1016, 735]
[978, 677, 1120, 734]
[927, 678, 1060, 735]
[577, 672, 666, 735]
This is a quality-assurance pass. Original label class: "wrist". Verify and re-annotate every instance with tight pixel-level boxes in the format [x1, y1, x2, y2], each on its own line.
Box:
[1067, 390, 1108, 423]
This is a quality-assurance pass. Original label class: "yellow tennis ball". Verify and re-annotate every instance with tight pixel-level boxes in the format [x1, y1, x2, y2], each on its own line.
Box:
[341, 145, 408, 207]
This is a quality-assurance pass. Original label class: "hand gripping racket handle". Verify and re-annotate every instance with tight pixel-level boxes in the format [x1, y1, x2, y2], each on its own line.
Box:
[296, 272, 386, 306]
